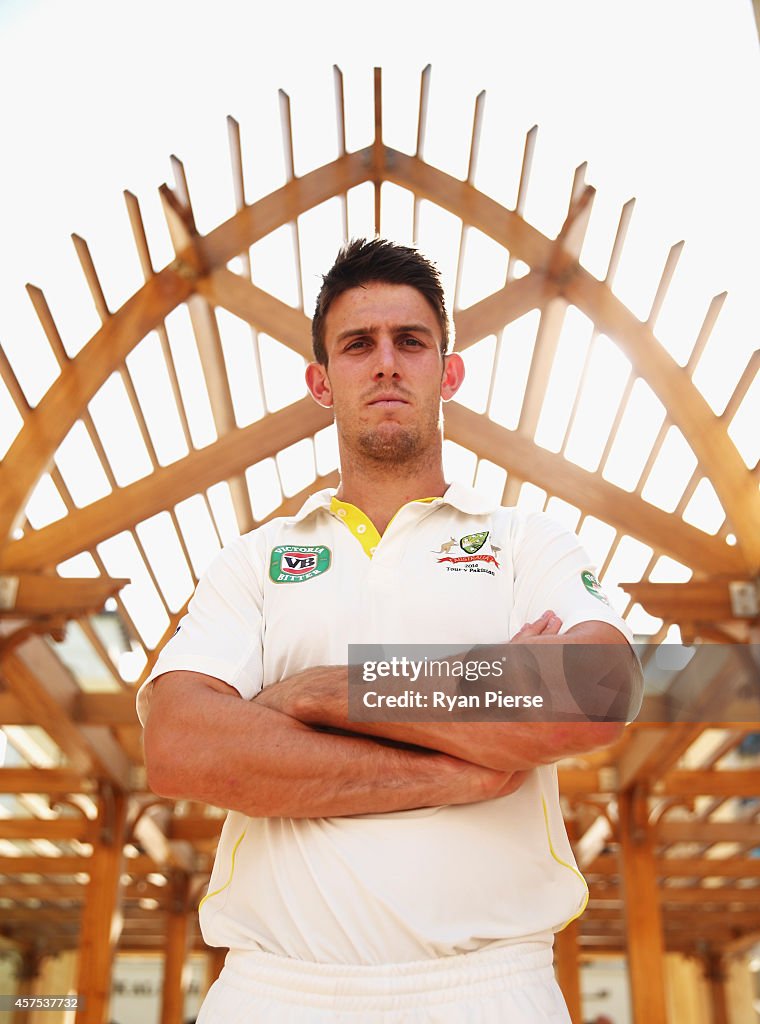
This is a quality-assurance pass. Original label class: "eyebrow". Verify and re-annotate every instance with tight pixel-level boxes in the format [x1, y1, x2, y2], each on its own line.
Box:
[336, 324, 436, 342]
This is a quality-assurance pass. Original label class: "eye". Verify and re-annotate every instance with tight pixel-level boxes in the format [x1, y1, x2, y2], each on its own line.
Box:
[345, 338, 370, 351]
[400, 336, 423, 346]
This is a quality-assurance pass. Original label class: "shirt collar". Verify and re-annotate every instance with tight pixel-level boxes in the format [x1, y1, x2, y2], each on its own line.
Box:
[289, 481, 498, 523]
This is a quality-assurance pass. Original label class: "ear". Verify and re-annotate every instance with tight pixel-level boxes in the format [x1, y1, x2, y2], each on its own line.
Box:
[305, 361, 334, 408]
[440, 353, 465, 402]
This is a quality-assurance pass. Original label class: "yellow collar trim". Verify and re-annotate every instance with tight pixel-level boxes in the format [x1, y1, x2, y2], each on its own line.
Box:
[330, 496, 437, 559]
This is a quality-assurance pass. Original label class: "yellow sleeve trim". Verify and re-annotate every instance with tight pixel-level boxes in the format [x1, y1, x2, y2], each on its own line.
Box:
[541, 795, 589, 930]
[198, 827, 247, 911]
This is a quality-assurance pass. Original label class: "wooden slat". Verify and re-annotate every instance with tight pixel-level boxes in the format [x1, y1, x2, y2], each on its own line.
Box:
[372, 68, 383, 237]
[505, 125, 538, 283]
[332, 65, 349, 240]
[124, 189, 194, 450]
[71, 234, 110, 320]
[226, 116, 252, 280]
[452, 90, 486, 311]
[278, 89, 305, 311]
[647, 240, 684, 328]
[687, 292, 728, 375]
[165, 159, 255, 536]
[721, 349, 760, 424]
[412, 64, 432, 244]
[0, 573, 127, 618]
[0, 343, 30, 415]
[0, 768, 92, 794]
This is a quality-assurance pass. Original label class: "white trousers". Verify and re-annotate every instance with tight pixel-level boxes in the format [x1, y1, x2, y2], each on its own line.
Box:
[197, 942, 572, 1023]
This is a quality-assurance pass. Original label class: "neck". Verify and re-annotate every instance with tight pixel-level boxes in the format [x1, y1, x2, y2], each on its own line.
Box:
[335, 448, 448, 534]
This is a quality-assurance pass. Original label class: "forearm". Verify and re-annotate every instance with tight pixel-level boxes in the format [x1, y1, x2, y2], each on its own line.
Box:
[261, 629, 639, 772]
[143, 672, 520, 817]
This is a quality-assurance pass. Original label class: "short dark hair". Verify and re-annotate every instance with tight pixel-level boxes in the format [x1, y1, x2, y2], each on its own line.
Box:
[311, 238, 451, 365]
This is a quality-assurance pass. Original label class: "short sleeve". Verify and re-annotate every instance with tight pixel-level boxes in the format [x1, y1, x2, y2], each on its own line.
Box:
[511, 513, 633, 642]
[135, 536, 264, 725]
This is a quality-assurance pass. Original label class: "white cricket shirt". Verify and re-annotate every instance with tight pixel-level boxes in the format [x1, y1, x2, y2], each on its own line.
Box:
[137, 483, 632, 964]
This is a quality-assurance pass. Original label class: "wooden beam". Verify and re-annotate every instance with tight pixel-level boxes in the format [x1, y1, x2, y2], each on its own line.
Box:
[74, 692, 138, 727]
[657, 821, 760, 846]
[0, 768, 91, 794]
[617, 787, 668, 1021]
[0, 573, 128, 619]
[1, 398, 332, 572]
[75, 787, 128, 1024]
[591, 884, 760, 905]
[0, 856, 89, 875]
[554, 920, 582, 1024]
[444, 402, 741, 575]
[586, 855, 760, 879]
[557, 768, 608, 795]
[1, 640, 131, 789]
[0, 819, 95, 842]
[620, 579, 759, 623]
[662, 770, 760, 798]
[617, 723, 707, 790]
[198, 269, 312, 358]
[453, 272, 547, 350]
[159, 872, 190, 1024]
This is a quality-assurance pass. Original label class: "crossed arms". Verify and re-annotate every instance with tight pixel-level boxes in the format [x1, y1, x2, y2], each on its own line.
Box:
[143, 614, 640, 819]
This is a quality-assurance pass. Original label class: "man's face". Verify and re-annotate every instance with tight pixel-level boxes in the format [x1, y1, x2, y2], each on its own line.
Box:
[306, 282, 463, 465]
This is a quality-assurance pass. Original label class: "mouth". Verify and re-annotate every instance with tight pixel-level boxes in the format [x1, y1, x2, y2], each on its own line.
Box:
[367, 394, 410, 407]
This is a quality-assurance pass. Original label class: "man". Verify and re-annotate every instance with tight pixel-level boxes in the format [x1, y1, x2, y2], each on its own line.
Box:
[139, 238, 641, 1022]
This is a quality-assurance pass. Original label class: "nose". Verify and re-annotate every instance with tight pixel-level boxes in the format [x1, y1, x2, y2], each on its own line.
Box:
[372, 338, 400, 380]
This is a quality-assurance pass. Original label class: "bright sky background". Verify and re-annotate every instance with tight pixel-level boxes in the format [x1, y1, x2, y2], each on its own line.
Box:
[0, 0, 758, 704]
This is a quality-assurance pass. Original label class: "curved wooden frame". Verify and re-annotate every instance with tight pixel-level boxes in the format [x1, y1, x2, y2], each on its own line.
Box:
[0, 143, 756, 575]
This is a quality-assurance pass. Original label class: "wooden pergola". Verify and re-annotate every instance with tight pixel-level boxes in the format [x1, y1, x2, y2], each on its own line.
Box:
[0, 67, 758, 1024]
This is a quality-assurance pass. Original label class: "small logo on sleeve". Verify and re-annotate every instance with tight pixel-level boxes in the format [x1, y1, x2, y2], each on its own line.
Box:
[269, 545, 331, 583]
[581, 570, 610, 605]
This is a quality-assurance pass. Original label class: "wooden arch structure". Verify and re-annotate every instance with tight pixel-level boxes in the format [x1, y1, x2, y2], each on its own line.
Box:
[0, 67, 758, 1023]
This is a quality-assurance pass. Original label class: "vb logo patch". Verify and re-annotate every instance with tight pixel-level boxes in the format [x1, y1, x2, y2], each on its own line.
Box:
[581, 570, 610, 605]
[269, 545, 331, 584]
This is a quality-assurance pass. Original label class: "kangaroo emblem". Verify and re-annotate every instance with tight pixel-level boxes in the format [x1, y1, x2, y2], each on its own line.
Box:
[432, 537, 458, 554]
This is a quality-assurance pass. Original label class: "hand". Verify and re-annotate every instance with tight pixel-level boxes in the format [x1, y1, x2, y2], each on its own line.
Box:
[432, 753, 528, 805]
[511, 610, 562, 643]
